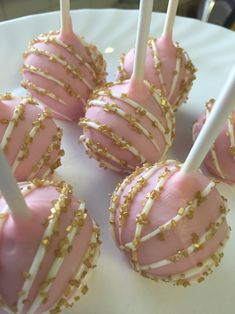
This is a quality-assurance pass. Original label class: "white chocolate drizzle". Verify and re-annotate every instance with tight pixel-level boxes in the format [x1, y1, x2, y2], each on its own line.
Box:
[109, 160, 178, 243]
[21, 65, 86, 105]
[143, 232, 229, 285]
[140, 210, 227, 271]
[0, 103, 25, 151]
[148, 38, 166, 94]
[144, 80, 175, 151]
[24, 47, 93, 89]
[33, 32, 100, 81]
[21, 31, 106, 112]
[26, 201, 87, 314]
[88, 99, 160, 152]
[80, 119, 146, 164]
[80, 135, 134, 172]
[99, 85, 172, 147]
[11, 110, 49, 173]
[21, 80, 67, 107]
[27, 129, 63, 180]
[135, 181, 216, 244]
[50, 221, 100, 312]
[119, 163, 171, 244]
[167, 52, 181, 100]
[109, 165, 146, 241]
[124, 166, 176, 260]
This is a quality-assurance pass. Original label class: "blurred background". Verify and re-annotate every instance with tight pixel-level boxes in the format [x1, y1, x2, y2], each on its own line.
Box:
[0, 0, 234, 29]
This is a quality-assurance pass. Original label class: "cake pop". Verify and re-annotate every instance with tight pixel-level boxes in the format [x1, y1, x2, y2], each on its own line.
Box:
[193, 99, 235, 184]
[80, 0, 175, 173]
[116, 0, 196, 111]
[0, 93, 63, 181]
[21, 0, 106, 121]
[0, 148, 100, 314]
[109, 67, 235, 285]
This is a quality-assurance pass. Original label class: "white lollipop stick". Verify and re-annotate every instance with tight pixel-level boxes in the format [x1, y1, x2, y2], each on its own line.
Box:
[132, 0, 154, 81]
[60, 0, 72, 33]
[0, 147, 30, 217]
[181, 66, 235, 173]
[162, 0, 179, 39]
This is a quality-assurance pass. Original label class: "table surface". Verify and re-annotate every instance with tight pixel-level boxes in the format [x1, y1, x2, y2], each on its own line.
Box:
[0, 9, 235, 314]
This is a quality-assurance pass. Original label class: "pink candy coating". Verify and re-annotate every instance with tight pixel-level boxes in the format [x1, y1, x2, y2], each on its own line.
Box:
[80, 79, 175, 173]
[117, 36, 196, 111]
[0, 94, 63, 182]
[22, 30, 106, 121]
[193, 99, 235, 184]
[0, 181, 100, 313]
[110, 160, 229, 285]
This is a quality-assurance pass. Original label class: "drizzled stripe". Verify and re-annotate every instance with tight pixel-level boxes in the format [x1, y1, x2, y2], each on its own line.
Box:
[140, 211, 227, 271]
[97, 86, 172, 147]
[24, 48, 93, 89]
[88, 99, 160, 152]
[26, 201, 87, 314]
[21, 80, 67, 106]
[148, 38, 166, 94]
[32, 34, 97, 80]
[22, 65, 86, 104]
[80, 135, 134, 172]
[80, 119, 146, 164]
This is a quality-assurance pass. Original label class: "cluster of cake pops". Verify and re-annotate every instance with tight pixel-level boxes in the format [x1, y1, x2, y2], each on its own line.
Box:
[0, 0, 105, 313]
[0, 0, 235, 313]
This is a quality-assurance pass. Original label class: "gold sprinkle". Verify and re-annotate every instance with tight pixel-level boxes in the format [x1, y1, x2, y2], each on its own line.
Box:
[69, 279, 80, 288]
[136, 213, 149, 225]
[81, 285, 88, 295]
[0, 92, 12, 100]
[149, 190, 158, 199]
[220, 205, 227, 214]
[178, 207, 185, 216]
[197, 277, 205, 283]
[41, 237, 50, 248]
[229, 146, 235, 156]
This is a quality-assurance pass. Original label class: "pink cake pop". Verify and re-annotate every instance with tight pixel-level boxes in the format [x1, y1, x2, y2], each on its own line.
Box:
[116, 0, 196, 111]
[0, 93, 64, 182]
[109, 67, 235, 285]
[109, 160, 229, 285]
[0, 149, 100, 313]
[80, 0, 175, 173]
[21, 0, 106, 122]
[193, 99, 235, 184]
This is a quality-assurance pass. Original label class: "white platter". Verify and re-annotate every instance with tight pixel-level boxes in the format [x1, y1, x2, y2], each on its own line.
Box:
[1, 8, 235, 314]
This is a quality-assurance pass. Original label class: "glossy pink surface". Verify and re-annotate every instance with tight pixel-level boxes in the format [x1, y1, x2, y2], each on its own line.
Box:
[0, 182, 95, 313]
[81, 79, 175, 172]
[22, 30, 106, 121]
[0, 96, 62, 181]
[112, 161, 229, 281]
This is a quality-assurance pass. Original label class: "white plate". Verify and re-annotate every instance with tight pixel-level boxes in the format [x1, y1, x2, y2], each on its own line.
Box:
[1, 9, 235, 314]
